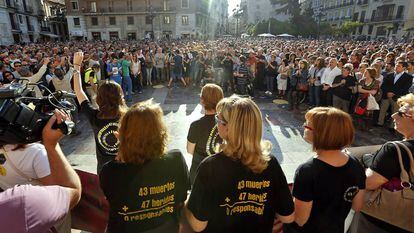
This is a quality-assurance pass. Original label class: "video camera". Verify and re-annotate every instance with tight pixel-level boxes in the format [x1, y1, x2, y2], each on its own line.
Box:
[0, 81, 76, 145]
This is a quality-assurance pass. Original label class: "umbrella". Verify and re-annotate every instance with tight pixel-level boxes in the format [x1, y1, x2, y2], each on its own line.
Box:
[257, 33, 276, 37]
[276, 33, 295, 38]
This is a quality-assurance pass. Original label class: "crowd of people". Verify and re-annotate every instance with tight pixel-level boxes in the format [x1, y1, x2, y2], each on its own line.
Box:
[0, 38, 413, 233]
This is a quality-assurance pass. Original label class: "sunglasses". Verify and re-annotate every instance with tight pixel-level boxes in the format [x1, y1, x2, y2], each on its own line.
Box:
[215, 114, 227, 126]
[397, 110, 412, 118]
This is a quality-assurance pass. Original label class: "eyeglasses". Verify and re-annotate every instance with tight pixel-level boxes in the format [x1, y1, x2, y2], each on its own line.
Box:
[215, 114, 227, 126]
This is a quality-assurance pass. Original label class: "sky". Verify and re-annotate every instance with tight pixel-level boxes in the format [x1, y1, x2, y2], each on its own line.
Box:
[228, 0, 241, 16]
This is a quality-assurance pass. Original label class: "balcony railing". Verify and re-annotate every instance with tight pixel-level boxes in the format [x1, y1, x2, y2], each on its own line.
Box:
[365, 15, 404, 22]
[41, 26, 51, 32]
[357, 0, 368, 5]
[85, 6, 176, 14]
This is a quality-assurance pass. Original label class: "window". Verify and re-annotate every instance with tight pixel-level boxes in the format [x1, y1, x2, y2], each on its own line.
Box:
[109, 31, 119, 40]
[109, 16, 116, 25]
[127, 0, 132, 11]
[91, 17, 98, 26]
[127, 16, 134, 25]
[182, 15, 189, 25]
[360, 10, 365, 22]
[73, 17, 80, 26]
[92, 32, 101, 40]
[163, 0, 169, 11]
[18, 15, 23, 24]
[127, 32, 136, 40]
[396, 6, 404, 19]
[347, 8, 351, 17]
[368, 25, 374, 35]
[146, 15, 152, 24]
[71, 1, 78, 10]
[108, 0, 113, 12]
[181, 0, 189, 8]
[91, 2, 96, 12]
[164, 16, 170, 24]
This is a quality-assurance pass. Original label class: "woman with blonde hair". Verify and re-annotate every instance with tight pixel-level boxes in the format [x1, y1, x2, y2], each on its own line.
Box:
[285, 107, 366, 233]
[100, 100, 190, 233]
[73, 51, 127, 173]
[185, 95, 294, 233]
[351, 93, 414, 233]
[187, 84, 224, 184]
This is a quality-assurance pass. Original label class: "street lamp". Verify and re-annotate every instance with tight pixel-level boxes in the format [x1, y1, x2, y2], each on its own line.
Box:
[147, 3, 155, 39]
[232, 4, 244, 37]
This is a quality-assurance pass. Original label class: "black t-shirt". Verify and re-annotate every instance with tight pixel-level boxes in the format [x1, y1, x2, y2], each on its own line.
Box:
[364, 140, 414, 233]
[187, 114, 222, 158]
[100, 150, 190, 233]
[187, 152, 294, 233]
[256, 55, 266, 72]
[289, 156, 365, 233]
[81, 100, 120, 172]
[266, 61, 278, 76]
[332, 75, 356, 100]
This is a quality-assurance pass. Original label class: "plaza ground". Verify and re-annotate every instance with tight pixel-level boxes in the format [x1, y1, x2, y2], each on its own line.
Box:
[61, 85, 399, 184]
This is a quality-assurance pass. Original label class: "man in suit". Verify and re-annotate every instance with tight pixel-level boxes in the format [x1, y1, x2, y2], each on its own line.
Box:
[377, 61, 413, 129]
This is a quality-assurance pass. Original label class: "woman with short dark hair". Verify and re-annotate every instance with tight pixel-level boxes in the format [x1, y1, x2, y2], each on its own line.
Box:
[285, 107, 366, 233]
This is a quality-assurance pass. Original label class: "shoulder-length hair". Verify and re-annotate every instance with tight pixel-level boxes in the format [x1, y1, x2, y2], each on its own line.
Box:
[201, 84, 224, 111]
[305, 107, 354, 151]
[118, 100, 168, 165]
[96, 80, 127, 119]
[217, 96, 271, 173]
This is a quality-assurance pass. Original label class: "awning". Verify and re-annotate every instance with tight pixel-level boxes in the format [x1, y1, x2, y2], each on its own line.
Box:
[39, 32, 60, 38]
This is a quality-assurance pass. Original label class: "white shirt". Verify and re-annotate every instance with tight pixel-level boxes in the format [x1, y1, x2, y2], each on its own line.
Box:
[321, 66, 342, 87]
[0, 144, 51, 190]
[393, 72, 404, 84]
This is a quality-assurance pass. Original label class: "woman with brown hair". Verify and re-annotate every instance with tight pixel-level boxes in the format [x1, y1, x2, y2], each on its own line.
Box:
[99, 100, 189, 233]
[73, 51, 127, 174]
[285, 107, 366, 233]
[185, 95, 294, 232]
[187, 84, 224, 184]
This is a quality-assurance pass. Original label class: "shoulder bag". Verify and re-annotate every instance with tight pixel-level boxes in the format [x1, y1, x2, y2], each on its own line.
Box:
[361, 141, 414, 232]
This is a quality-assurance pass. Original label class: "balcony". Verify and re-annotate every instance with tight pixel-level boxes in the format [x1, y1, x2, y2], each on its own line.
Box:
[6, 0, 17, 9]
[365, 15, 404, 22]
[357, 0, 368, 5]
[27, 25, 34, 32]
[41, 26, 51, 32]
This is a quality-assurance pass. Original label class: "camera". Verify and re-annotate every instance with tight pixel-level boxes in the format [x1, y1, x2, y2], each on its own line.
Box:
[0, 82, 76, 145]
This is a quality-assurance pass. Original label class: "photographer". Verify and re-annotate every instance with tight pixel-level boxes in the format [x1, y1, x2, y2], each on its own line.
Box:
[0, 110, 81, 232]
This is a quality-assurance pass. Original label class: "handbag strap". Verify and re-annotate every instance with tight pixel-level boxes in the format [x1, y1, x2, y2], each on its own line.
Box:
[389, 142, 413, 184]
[394, 141, 414, 180]
[1, 146, 36, 182]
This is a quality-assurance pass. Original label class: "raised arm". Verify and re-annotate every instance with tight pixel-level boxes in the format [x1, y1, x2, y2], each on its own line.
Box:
[72, 52, 89, 104]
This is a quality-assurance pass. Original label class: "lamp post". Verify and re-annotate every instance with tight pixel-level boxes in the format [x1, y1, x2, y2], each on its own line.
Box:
[232, 4, 243, 37]
[147, 3, 155, 39]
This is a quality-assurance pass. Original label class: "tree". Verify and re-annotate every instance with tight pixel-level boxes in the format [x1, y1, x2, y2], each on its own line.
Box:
[336, 21, 364, 37]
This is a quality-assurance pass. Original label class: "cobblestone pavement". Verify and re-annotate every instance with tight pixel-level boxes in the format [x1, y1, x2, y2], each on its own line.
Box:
[62, 85, 399, 184]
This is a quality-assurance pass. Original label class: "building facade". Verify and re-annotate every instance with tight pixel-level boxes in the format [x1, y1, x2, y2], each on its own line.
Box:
[306, 0, 414, 40]
[240, 0, 290, 25]
[40, 0, 69, 42]
[64, 0, 228, 40]
[0, 0, 43, 45]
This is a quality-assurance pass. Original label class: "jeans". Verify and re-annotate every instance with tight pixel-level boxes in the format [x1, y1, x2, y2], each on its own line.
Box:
[321, 87, 333, 106]
[156, 67, 165, 82]
[122, 75, 132, 101]
[146, 67, 153, 85]
[332, 95, 350, 113]
[377, 98, 399, 126]
[131, 74, 142, 92]
[309, 85, 321, 106]
[266, 74, 274, 92]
